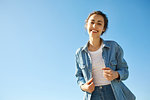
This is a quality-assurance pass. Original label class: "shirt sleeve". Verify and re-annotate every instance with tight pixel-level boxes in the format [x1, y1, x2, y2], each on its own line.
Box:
[116, 43, 129, 81]
[75, 53, 86, 87]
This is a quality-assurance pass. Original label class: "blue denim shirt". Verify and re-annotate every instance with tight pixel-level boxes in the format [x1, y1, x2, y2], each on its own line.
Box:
[75, 38, 136, 100]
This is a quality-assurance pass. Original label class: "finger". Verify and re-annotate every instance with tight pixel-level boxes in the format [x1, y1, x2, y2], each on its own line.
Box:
[104, 76, 109, 80]
[108, 77, 113, 81]
[104, 74, 111, 77]
[103, 70, 112, 75]
[103, 74, 108, 79]
[104, 75, 112, 81]
[89, 82, 95, 89]
[87, 78, 93, 84]
[89, 82, 94, 86]
[104, 73, 112, 78]
[106, 78, 112, 81]
[102, 67, 111, 70]
[103, 73, 108, 78]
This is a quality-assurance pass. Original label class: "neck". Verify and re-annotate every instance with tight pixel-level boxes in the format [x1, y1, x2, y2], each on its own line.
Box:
[88, 37, 102, 51]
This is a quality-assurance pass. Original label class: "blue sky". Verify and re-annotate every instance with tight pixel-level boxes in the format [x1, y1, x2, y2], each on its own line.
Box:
[0, 0, 150, 100]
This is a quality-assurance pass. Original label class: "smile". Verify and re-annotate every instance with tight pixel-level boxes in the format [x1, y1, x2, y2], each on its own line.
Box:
[90, 30, 99, 33]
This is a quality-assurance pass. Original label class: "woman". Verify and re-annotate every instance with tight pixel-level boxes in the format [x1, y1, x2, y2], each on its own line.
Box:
[75, 11, 135, 100]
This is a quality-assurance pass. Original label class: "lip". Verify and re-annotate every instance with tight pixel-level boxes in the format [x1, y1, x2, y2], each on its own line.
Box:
[90, 29, 99, 33]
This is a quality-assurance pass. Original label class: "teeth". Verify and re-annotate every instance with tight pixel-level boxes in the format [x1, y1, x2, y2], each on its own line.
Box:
[92, 30, 98, 32]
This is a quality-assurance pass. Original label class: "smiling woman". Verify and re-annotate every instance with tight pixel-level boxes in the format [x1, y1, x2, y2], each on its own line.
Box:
[85, 11, 108, 36]
[75, 11, 136, 100]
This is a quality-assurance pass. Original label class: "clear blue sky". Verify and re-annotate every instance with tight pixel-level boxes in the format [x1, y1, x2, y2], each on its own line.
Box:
[0, 0, 150, 100]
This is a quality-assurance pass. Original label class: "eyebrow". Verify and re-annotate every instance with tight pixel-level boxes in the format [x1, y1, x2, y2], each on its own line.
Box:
[98, 20, 103, 22]
[91, 19, 103, 23]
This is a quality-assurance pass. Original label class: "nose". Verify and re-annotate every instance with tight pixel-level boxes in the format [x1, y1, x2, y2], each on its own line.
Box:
[93, 24, 96, 28]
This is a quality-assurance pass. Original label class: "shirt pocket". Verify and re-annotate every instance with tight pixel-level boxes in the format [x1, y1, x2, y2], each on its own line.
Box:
[79, 64, 88, 81]
[110, 60, 117, 70]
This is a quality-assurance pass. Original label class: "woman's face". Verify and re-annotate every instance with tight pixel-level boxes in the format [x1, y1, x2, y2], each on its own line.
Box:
[86, 14, 105, 38]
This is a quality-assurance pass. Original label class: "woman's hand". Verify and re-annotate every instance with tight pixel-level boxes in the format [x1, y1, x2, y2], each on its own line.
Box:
[80, 78, 95, 93]
[102, 67, 119, 81]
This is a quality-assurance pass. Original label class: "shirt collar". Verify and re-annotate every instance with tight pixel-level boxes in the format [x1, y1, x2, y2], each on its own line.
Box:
[81, 38, 110, 52]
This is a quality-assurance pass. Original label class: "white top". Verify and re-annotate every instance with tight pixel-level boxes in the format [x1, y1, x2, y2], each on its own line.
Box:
[88, 43, 111, 86]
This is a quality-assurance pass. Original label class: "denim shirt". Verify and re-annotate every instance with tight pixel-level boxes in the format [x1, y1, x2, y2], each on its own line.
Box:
[75, 39, 136, 100]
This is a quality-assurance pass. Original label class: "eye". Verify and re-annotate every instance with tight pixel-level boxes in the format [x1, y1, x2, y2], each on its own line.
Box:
[97, 23, 102, 25]
[90, 22, 94, 24]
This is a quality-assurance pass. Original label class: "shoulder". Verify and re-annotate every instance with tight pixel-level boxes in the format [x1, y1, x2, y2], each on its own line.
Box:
[104, 40, 123, 52]
[104, 40, 124, 58]
[104, 40, 120, 47]
[75, 47, 84, 56]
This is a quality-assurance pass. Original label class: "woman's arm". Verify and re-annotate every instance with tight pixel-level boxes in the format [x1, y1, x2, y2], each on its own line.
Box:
[116, 43, 129, 81]
[75, 53, 86, 87]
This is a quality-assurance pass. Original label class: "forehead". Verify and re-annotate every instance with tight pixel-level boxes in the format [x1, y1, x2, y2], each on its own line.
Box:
[88, 14, 104, 22]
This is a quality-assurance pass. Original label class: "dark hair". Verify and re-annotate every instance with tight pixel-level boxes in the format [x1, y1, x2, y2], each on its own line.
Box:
[85, 11, 108, 35]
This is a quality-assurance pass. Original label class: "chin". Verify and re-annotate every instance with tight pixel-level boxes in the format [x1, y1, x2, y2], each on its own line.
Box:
[90, 35, 100, 38]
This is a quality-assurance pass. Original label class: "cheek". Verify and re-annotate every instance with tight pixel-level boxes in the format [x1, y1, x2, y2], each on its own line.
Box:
[98, 26, 105, 32]
[86, 23, 90, 28]
[99, 25, 105, 29]
[86, 25, 91, 32]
